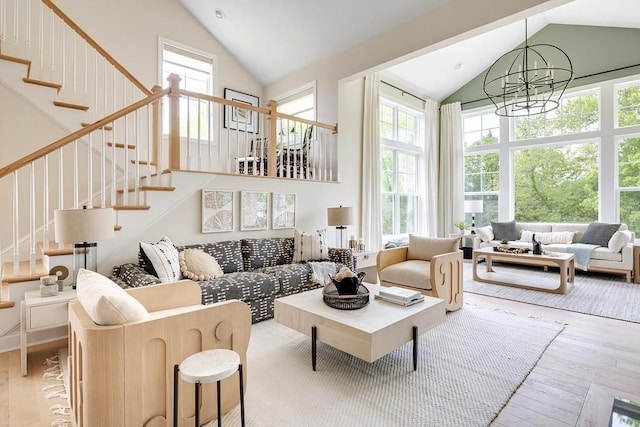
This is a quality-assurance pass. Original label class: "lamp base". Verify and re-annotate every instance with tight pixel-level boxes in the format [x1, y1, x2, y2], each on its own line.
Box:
[72, 242, 98, 289]
[335, 226, 347, 249]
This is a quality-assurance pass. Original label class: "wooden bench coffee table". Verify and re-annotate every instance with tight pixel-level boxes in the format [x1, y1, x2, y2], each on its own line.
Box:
[274, 284, 445, 371]
[473, 247, 575, 294]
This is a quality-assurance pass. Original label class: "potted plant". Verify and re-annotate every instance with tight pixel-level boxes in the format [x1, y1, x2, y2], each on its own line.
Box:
[454, 220, 467, 234]
[498, 239, 509, 249]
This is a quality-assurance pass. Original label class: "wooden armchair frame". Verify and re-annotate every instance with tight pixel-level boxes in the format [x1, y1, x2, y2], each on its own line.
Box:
[377, 247, 463, 311]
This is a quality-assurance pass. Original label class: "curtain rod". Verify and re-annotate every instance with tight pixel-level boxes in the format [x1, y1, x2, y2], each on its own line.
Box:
[460, 63, 640, 106]
[380, 80, 426, 103]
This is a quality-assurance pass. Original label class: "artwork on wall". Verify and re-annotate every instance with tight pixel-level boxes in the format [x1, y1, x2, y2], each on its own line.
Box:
[202, 189, 234, 233]
[224, 88, 260, 133]
[272, 192, 296, 229]
[240, 191, 268, 231]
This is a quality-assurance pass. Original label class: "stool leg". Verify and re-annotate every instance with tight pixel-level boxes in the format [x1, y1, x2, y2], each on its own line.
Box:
[173, 364, 179, 427]
[217, 380, 222, 427]
[195, 382, 201, 427]
[239, 364, 245, 427]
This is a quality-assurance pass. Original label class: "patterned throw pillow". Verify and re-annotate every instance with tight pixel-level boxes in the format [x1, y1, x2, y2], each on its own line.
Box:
[293, 229, 329, 263]
[179, 249, 224, 281]
[520, 230, 575, 244]
[139, 236, 180, 282]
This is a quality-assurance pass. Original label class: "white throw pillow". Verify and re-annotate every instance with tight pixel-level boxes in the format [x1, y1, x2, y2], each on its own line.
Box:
[179, 249, 224, 281]
[475, 225, 494, 242]
[608, 230, 633, 253]
[76, 269, 150, 326]
[139, 236, 180, 282]
[293, 229, 329, 262]
[521, 230, 575, 244]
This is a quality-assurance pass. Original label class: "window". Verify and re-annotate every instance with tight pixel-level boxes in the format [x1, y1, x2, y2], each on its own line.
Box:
[512, 90, 599, 140]
[514, 141, 599, 222]
[379, 99, 422, 237]
[275, 82, 316, 145]
[463, 112, 499, 147]
[462, 77, 640, 230]
[160, 40, 216, 137]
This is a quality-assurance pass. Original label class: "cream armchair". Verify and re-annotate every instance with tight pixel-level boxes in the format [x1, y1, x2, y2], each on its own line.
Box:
[68, 274, 252, 427]
[377, 235, 463, 311]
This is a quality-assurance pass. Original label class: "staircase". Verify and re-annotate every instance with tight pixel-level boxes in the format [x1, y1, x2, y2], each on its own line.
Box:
[0, 0, 339, 351]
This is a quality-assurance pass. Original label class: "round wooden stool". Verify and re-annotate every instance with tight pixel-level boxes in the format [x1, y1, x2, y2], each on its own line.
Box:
[173, 349, 245, 427]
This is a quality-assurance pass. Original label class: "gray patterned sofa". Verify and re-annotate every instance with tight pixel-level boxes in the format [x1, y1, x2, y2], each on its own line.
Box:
[111, 237, 355, 323]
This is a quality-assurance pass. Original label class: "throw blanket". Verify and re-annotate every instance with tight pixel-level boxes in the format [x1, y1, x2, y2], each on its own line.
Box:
[566, 243, 599, 271]
[308, 261, 337, 286]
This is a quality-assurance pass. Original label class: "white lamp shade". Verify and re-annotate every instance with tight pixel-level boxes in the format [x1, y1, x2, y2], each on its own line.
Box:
[327, 206, 354, 226]
[54, 208, 115, 243]
[464, 200, 484, 214]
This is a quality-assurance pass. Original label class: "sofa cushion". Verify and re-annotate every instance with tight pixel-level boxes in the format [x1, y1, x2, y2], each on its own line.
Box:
[521, 230, 575, 244]
[259, 264, 317, 294]
[491, 220, 518, 241]
[241, 238, 294, 270]
[197, 271, 278, 305]
[407, 235, 459, 261]
[293, 229, 329, 262]
[591, 247, 623, 262]
[380, 260, 432, 291]
[475, 226, 493, 242]
[112, 263, 162, 288]
[178, 241, 244, 274]
[580, 223, 621, 247]
[76, 269, 150, 326]
[608, 230, 633, 253]
[139, 236, 181, 283]
[179, 249, 224, 281]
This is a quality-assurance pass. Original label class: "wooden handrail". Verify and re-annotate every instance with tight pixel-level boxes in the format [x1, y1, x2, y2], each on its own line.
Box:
[178, 89, 338, 133]
[42, 0, 151, 96]
[0, 89, 169, 179]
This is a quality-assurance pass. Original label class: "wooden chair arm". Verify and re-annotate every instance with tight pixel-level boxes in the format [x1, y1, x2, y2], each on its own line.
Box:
[430, 250, 464, 311]
[125, 280, 201, 312]
[376, 247, 408, 276]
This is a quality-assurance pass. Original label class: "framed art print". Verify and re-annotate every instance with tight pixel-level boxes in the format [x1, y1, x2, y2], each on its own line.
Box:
[240, 191, 268, 231]
[202, 189, 234, 233]
[272, 192, 296, 229]
[224, 88, 260, 133]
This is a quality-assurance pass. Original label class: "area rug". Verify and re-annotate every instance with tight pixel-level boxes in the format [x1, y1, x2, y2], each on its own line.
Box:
[208, 306, 563, 427]
[464, 262, 640, 323]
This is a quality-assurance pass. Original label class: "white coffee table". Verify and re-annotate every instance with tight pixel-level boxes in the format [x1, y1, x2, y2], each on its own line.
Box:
[274, 284, 445, 371]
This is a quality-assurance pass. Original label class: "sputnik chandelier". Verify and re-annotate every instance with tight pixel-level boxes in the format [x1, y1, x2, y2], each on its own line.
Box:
[483, 19, 574, 117]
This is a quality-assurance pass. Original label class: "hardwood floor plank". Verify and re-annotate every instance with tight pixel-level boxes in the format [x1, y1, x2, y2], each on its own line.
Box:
[0, 370, 8, 426]
[507, 392, 580, 425]
[522, 373, 589, 401]
[497, 403, 571, 427]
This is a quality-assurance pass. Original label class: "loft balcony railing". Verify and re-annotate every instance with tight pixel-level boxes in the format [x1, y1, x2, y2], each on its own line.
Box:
[0, 74, 339, 279]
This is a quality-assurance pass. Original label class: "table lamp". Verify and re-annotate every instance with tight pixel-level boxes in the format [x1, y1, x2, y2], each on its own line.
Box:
[464, 200, 484, 234]
[327, 206, 353, 249]
[54, 206, 115, 287]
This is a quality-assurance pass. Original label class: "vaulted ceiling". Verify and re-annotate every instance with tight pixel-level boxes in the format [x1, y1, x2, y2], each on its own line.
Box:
[179, 0, 640, 101]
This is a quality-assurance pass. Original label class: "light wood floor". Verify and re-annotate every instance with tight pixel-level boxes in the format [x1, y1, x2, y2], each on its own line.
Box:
[1, 294, 639, 426]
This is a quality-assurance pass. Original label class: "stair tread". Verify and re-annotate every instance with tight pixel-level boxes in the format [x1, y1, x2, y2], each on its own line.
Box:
[53, 101, 90, 111]
[112, 205, 151, 210]
[114, 225, 122, 231]
[82, 122, 113, 131]
[38, 241, 73, 256]
[0, 53, 31, 67]
[2, 260, 48, 284]
[0, 301, 16, 309]
[117, 186, 176, 193]
[23, 77, 62, 91]
[131, 160, 157, 165]
[108, 142, 136, 149]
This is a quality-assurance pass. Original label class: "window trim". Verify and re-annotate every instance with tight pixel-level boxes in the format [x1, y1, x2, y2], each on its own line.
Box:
[158, 37, 217, 95]
[274, 81, 317, 121]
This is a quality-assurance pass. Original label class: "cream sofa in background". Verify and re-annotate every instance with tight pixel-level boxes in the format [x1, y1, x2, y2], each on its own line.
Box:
[68, 275, 251, 427]
[472, 222, 636, 282]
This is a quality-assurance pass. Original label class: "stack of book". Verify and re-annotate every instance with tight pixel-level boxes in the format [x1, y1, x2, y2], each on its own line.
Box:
[374, 286, 424, 306]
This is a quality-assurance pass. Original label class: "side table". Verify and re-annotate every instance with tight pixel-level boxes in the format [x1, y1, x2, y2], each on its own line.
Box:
[634, 244, 640, 284]
[21, 288, 77, 376]
[354, 250, 378, 283]
[450, 233, 474, 260]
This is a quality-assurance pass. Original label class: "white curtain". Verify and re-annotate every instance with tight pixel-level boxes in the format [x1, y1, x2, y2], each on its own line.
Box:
[438, 102, 464, 237]
[361, 74, 382, 251]
[423, 99, 440, 236]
